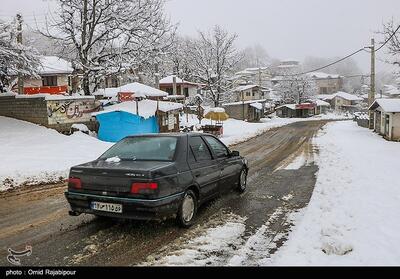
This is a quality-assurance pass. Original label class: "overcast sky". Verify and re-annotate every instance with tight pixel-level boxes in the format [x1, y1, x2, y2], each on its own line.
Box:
[1, 0, 400, 73]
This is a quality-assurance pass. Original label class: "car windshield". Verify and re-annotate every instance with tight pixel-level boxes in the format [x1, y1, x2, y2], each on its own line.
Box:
[99, 136, 178, 161]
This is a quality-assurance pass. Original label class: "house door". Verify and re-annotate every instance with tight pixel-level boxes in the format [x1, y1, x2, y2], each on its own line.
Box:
[385, 114, 390, 138]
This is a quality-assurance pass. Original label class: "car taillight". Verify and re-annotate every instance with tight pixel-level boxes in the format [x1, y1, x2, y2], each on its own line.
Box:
[130, 182, 158, 194]
[68, 177, 82, 189]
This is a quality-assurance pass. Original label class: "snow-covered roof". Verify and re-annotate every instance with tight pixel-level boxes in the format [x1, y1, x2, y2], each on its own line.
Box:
[369, 99, 400, 113]
[93, 99, 183, 119]
[222, 99, 267, 106]
[315, 100, 331, 107]
[250, 102, 263, 110]
[39, 56, 73, 75]
[334, 91, 363, 101]
[317, 92, 362, 101]
[159, 75, 199, 86]
[277, 104, 297, 110]
[94, 82, 168, 98]
[316, 94, 335, 100]
[307, 72, 341, 79]
[233, 85, 259, 92]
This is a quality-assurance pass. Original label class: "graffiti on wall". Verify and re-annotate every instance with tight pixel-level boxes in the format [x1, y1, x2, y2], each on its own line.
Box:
[47, 99, 101, 124]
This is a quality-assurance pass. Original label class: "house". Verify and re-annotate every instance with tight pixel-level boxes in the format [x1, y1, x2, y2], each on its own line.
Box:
[314, 99, 331, 115]
[92, 99, 183, 142]
[230, 67, 273, 88]
[14, 56, 75, 95]
[222, 99, 266, 122]
[317, 91, 362, 112]
[369, 99, 400, 141]
[158, 75, 202, 101]
[307, 72, 343, 95]
[93, 82, 168, 104]
[276, 103, 316, 118]
[232, 85, 265, 102]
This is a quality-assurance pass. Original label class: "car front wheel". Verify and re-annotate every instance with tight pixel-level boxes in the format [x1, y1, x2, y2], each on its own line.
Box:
[237, 168, 247, 193]
[177, 189, 198, 228]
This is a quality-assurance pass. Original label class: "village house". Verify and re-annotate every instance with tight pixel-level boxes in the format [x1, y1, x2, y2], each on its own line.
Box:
[275, 103, 317, 118]
[14, 56, 75, 95]
[158, 75, 202, 103]
[318, 91, 362, 112]
[222, 99, 266, 122]
[92, 99, 183, 142]
[369, 98, 400, 141]
[307, 72, 344, 95]
[231, 84, 266, 102]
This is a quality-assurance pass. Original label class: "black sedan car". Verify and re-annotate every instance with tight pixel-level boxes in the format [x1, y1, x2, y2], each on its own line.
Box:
[65, 133, 248, 227]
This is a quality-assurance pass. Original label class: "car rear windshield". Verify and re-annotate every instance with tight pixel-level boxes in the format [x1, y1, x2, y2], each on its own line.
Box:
[99, 137, 178, 161]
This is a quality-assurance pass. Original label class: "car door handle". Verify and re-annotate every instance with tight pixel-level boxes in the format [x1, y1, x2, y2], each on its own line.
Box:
[195, 173, 201, 178]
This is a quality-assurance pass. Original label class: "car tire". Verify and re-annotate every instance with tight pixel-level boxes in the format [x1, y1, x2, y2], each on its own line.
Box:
[237, 168, 247, 193]
[177, 189, 198, 228]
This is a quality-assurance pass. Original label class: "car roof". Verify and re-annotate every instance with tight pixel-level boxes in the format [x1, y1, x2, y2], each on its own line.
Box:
[125, 132, 213, 138]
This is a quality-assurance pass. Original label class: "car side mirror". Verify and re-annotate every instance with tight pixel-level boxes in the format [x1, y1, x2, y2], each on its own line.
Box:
[230, 151, 240, 157]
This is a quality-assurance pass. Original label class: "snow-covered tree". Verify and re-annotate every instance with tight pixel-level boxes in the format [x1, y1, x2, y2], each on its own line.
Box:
[187, 25, 243, 107]
[41, 0, 176, 95]
[235, 44, 271, 70]
[275, 74, 318, 104]
[0, 18, 40, 92]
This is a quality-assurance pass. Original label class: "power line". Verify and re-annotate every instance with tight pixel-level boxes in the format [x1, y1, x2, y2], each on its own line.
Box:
[376, 24, 400, 52]
[282, 48, 366, 77]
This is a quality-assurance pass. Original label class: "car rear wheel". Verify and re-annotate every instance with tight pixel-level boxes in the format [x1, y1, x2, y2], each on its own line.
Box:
[177, 190, 198, 228]
[237, 168, 247, 193]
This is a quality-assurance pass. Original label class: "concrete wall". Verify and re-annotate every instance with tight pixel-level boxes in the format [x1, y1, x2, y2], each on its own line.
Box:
[0, 95, 98, 134]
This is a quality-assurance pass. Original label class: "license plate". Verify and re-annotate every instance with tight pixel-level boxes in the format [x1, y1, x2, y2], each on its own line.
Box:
[91, 201, 123, 214]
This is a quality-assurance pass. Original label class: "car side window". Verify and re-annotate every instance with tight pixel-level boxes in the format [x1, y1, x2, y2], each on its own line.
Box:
[204, 136, 229, 159]
[189, 136, 212, 162]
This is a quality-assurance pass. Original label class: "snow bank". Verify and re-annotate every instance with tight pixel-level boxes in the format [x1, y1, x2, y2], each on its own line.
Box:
[0, 116, 112, 191]
[266, 121, 400, 266]
[181, 112, 351, 147]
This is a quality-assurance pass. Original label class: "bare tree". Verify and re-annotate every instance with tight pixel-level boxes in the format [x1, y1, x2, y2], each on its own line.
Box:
[188, 25, 243, 107]
[380, 19, 400, 67]
[0, 18, 40, 92]
[40, 0, 175, 95]
[275, 74, 317, 104]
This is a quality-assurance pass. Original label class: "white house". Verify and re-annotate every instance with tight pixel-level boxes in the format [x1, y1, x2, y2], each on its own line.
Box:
[369, 98, 400, 141]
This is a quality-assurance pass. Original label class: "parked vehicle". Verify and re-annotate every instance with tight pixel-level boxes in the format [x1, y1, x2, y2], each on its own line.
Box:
[65, 133, 248, 227]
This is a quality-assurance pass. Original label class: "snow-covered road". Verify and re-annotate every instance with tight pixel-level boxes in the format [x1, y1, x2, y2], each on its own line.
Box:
[266, 121, 400, 266]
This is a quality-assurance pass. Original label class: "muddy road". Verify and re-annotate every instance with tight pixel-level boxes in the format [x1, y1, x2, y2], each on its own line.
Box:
[0, 120, 327, 266]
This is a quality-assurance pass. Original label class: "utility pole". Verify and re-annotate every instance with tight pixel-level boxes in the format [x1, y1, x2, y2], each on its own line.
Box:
[16, 13, 24, 94]
[368, 38, 376, 129]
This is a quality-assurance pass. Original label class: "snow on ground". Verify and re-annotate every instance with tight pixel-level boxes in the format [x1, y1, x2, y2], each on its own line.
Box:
[146, 214, 247, 266]
[0, 116, 112, 191]
[265, 121, 400, 266]
[1, 111, 349, 191]
[181, 112, 350, 146]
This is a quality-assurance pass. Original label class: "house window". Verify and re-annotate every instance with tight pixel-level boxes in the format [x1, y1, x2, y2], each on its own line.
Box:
[184, 87, 189, 97]
[166, 88, 174, 95]
[320, 87, 328, 94]
[42, 76, 57, 86]
[246, 92, 251, 97]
